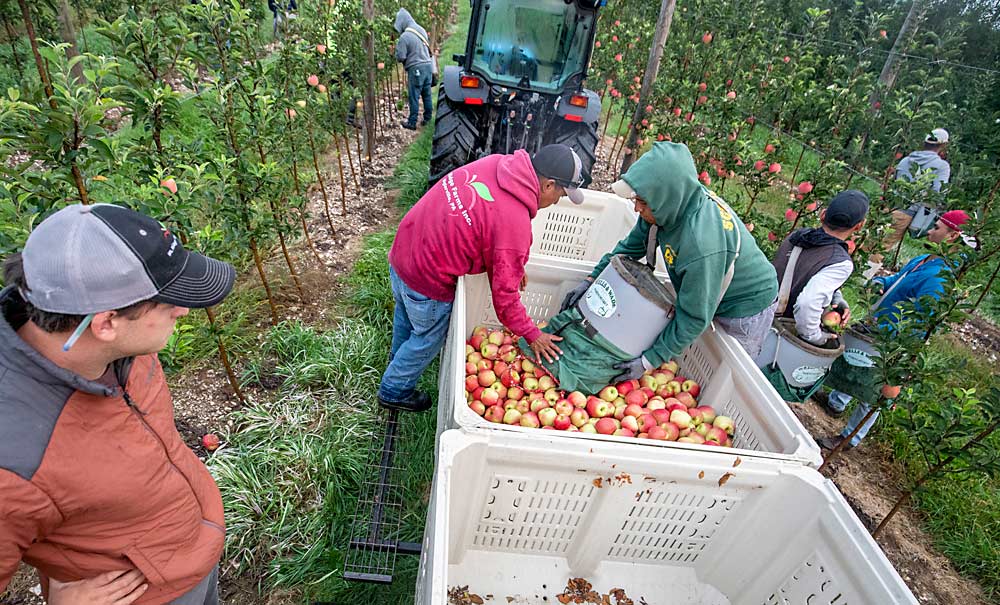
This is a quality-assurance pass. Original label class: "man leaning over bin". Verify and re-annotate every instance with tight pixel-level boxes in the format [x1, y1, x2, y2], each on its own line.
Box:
[0, 204, 236, 604]
[561, 142, 779, 383]
[377, 144, 584, 412]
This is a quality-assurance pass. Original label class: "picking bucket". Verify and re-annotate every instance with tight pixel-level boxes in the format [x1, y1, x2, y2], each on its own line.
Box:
[757, 318, 843, 388]
[826, 325, 883, 402]
[841, 326, 880, 368]
[578, 255, 673, 357]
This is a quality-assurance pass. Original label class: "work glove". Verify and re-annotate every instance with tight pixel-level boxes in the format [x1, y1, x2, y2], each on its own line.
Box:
[560, 279, 591, 312]
[611, 355, 653, 383]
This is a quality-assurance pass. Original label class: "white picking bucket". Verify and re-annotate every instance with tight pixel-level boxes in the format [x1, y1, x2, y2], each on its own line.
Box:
[841, 326, 880, 368]
[415, 430, 918, 605]
[579, 255, 674, 357]
[757, 318, 843, 388]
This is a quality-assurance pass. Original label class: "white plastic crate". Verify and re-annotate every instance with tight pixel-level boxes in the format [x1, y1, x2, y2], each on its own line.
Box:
[530, 189, 669, 272]
[437, 256, 823, 467]
[415, 430, 917, 605]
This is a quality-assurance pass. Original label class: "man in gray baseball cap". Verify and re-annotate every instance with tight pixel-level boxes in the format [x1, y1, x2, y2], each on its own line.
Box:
[0, 204, 234, 605]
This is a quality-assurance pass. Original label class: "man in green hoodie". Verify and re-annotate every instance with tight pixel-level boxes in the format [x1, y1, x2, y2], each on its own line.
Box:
[561, 143, 778, 381]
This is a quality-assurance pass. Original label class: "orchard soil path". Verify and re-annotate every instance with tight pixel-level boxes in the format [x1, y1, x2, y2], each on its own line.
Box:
[1, 93, 421, 605]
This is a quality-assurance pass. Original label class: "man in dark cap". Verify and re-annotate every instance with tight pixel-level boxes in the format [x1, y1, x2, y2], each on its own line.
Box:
[771, 190, 869, 345]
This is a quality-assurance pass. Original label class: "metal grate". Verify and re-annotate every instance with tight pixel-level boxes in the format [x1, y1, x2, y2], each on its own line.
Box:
[472, 475, 595, 554]
[343, 408, 420, 583]
[608, 488, 740, 564]
[763, 554, 846, 605]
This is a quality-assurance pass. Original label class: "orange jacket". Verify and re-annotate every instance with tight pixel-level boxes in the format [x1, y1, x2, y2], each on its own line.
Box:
[1, 289, 224, 604]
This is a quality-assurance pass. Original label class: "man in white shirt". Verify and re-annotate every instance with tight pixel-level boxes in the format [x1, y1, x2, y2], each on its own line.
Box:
[771, 190, 869, 345]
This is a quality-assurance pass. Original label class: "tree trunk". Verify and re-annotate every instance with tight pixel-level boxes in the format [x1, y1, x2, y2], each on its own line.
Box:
[2, 14, 24, 84]
[620, 0, 677, 174]
[204, 306, 246, 404]
[871, 0, 927, 107]
[56, 0, 85, 84]
[362, 0, 377, 159]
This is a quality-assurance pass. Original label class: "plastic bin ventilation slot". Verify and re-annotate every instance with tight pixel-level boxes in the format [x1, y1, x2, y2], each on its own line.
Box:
[414, 431, 918, 605]
[437, 256, 823, 467]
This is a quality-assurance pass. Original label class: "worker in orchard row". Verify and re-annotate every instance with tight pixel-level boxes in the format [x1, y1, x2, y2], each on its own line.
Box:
[378, 144, 585, 412]
[561, 142, 780, 382]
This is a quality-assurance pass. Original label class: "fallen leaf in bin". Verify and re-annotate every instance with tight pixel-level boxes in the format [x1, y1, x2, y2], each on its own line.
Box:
[733, 457, 742, 467]
[698, 470, 705, 479]
[593, 477, 603, 488]
[718, 472, 735, 487]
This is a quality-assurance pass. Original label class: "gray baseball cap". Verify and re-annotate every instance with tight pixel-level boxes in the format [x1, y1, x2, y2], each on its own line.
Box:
[21, 204, 235, 314]
[531, 144, 585, 204]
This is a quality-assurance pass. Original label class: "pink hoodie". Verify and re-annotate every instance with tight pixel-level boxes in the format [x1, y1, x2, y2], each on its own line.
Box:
[389, 150, 542, 342]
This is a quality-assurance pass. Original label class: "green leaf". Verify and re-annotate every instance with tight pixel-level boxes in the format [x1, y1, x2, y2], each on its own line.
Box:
[470, 181, 494, 202]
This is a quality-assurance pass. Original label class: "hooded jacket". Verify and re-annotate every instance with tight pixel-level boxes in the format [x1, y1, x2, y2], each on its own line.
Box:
[0, 287, 224, 604]
[871, 254, 952, 327]
[389, 150, 543, 342]
[895, 150, 950, 193]
[590, 143, 778, 365]
[773, 228, 853, 344]
[394, 8, 433, 70]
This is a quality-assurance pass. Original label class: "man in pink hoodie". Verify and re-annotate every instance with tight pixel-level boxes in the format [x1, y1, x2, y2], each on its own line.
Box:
[379, 144, 582, 411]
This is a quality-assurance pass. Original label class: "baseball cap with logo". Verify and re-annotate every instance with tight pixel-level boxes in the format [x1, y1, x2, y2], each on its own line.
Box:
[21, 204, 236, 315]
[531, 144, 585, 204]
[925, 128, 949, 145]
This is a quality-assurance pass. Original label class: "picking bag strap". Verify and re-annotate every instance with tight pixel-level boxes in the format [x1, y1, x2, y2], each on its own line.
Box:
[405, 27, 431, 50]
[775, 246, 803, 315]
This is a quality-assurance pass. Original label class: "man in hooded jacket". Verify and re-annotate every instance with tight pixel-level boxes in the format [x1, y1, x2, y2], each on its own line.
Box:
[881, 128, 951, 254]
[561, 142, 778, 381]
[379, 144, 582, 411]
[394, 8, 435, 130]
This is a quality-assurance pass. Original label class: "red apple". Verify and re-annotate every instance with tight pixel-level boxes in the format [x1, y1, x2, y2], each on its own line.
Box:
[706, 426, 729, 445]
[478, 370, 496, 387]
[598, 386, 619, 402]
[480, 388, 500, 407]
[503, 409, 522, 425]
[696, 406, 717, 425]
[614, 428, 635, 438]
[713, 416, 735, 435]
[681, 380, 701, 398]
[465, 375, 480, 392]
[567, 391, 587, 408]
[660, 422, 680, 441]
[554, 399, 573, 416]
[661, 360, 680, 374]
[580, 423, 597, 434]
[651, 408, 671, 424]
[881, 384, 901, 399]
[307, 74, 320, 87]
[646, 397, 666, 411]
[498, 344, 517, 363]
[670, 409, 693, 429]
[613, 403, 627, 420]
[530, 398, 551, 413]
[484, 406, 505, 423]
[481, 343, 499, 360]
[507, 386, 524, 401]
[639, 375, 658, 390]
[538, 408, 557, 426]
[467, 351, 483, 365]
[624, 403, 645, 418]
[570, 408, 590, 427]
[647, 426, 667, 440]
[639, 414, 658, 433]
[469, 401, 486, 416]
[522, 377, 539, 391]
[553, 414, 572, 430]
[520, 412, 540, 428]
[202, 433, 220, 451]
[595, 417, 618, 435]
[621, 415, 640, 433]
[822, 311, 842, 330]
[675, 392, 697, 408]
[624, 390, 648, 407]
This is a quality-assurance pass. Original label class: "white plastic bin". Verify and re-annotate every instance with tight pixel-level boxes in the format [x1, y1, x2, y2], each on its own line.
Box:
[415, 430, 917, 605]
[437, 256, 823, 468]
[530, 189, 669, 273]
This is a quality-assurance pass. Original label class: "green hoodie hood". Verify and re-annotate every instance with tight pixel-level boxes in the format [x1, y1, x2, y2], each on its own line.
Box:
[621, 142, 703, 229]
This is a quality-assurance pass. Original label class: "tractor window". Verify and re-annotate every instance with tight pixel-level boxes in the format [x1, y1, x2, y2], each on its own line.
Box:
[471, 0, 593, 92]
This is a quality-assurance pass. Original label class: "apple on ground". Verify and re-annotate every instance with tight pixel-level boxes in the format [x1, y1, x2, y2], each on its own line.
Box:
[202, 433, 220, 451]
[484, 406, 505, 423]
[681, 380, 701, 398]
[598, 386, 619, 402]
[553, 414, 572, 430]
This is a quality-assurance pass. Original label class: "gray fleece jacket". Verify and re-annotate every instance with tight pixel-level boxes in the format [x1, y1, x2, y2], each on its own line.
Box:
[394, 9, 433, 70]
[895, 150, 950, 192]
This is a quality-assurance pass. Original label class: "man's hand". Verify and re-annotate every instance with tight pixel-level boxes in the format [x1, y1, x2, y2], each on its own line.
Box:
[49, 570, 147, 605]
[611, 356, 651, 383]
[529, 333, 563, 364]
[559, 279, 592, 312]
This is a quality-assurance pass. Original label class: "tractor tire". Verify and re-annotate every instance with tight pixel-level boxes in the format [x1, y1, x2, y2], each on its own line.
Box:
[429, 90, 481, 186]
[549, 119, 600, 187]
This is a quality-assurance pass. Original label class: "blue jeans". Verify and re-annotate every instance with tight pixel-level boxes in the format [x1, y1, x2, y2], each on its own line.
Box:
[828, 390, 879, 447]
[406, 63, 434, 127]
[378, 267, 452, 402]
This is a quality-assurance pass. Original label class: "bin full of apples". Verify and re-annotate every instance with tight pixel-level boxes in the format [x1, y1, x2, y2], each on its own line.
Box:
[464, 326, 736, 447]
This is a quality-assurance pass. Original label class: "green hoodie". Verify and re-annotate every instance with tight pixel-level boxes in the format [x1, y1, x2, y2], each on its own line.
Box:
[590, 143, 777, 366]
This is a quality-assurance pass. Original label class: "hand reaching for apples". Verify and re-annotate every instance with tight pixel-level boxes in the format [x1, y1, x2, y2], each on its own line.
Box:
[49, 570, 148, 605]
[529, 332, 563, 364]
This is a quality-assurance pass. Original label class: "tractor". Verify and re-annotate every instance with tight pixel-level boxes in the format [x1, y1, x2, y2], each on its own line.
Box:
[430, 0, 606, 185]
